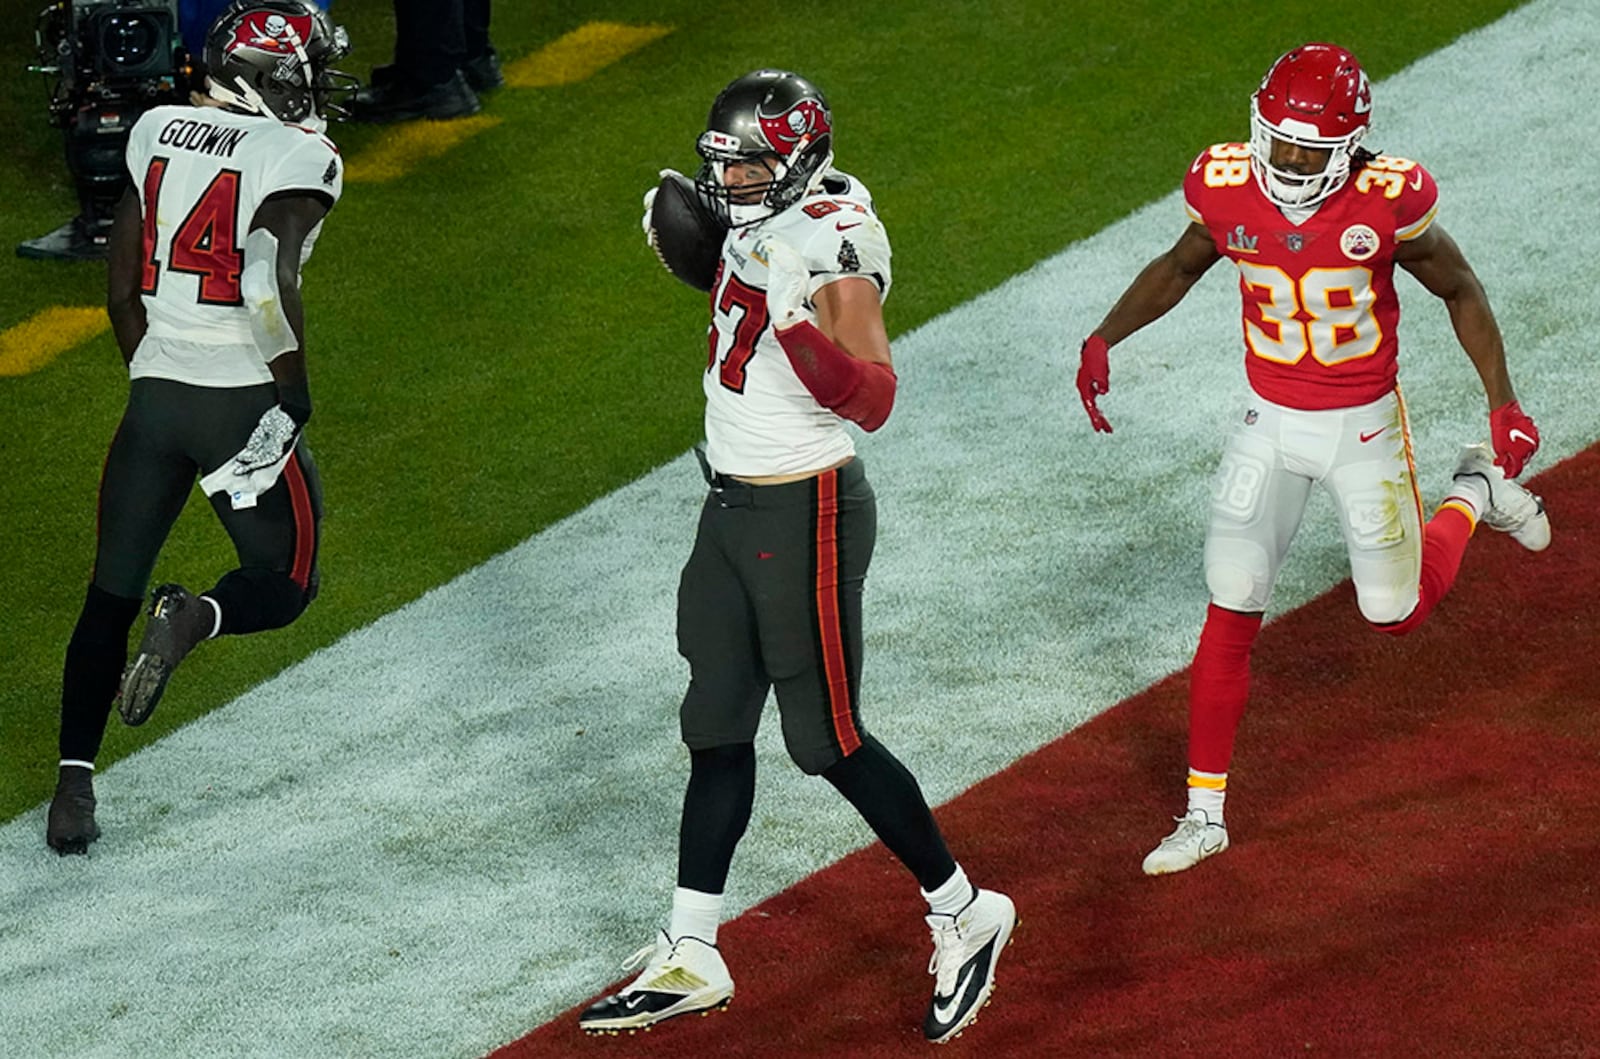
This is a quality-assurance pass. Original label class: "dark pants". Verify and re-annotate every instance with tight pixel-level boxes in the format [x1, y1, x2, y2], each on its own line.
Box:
[394, 0, 493, 86]
[59, 378, 321, 762]
[93, 379, 321, 603]
[677, 459, 873, 775]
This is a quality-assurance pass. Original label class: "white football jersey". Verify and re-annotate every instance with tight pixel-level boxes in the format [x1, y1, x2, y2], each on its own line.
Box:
[703, 171, 893, 477]
[124, 104, 343, 387]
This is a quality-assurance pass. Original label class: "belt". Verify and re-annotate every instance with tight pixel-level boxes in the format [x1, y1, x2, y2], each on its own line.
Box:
[694, 444, 753, 507]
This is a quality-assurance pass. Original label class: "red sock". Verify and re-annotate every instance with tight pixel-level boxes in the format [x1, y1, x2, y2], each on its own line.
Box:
[1187, 603, 1264, 775]
[1379, 505, 1475, 636]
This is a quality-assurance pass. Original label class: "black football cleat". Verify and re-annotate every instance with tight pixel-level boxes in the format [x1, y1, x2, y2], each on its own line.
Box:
[46, 766, 100, 855]
[119, 584, 212, 727]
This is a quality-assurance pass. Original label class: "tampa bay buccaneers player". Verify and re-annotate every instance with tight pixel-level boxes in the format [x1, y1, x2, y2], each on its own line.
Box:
[1074, 43, 1550, 876]
[46, 0, 351, 855]
[578, 70, 1015, 1044]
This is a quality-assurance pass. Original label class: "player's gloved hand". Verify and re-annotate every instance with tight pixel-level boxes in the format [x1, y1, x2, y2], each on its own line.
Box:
[1489, 399, 1540, 477]
[198, 404, 299, 510]
[232, 405, 301, 474]
[641, 168, 684, 244]
[763, 237, 811, 331]
[1076, 334, 1113, 434]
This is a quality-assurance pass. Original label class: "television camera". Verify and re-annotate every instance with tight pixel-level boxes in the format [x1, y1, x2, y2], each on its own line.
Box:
[20, 0, 195, 260]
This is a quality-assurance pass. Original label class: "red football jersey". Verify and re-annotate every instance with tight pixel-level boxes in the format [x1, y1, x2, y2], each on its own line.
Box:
[1183, 143, 1439, 410]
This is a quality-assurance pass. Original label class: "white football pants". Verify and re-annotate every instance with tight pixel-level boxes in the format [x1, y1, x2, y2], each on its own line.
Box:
[1203, 389, 1426, 624]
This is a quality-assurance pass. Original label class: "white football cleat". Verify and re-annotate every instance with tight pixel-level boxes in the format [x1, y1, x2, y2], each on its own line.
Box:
[1142, 808, 1229, 876]
[577, 930, 733, 1034]
[923, 888, 1017, 1043]
[1453, 443, 1551, 551]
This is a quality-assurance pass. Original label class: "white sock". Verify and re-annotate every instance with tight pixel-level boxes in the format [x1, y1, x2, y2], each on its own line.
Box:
[668, 886, 723, 945]
[199, 595, 222, 639]
[1445, 474, 1489, 520]
[1187, 772, 1227, 825]
[921, 863, 974, 917]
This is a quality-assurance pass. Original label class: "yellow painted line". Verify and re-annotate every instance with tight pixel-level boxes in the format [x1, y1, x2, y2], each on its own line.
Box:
[344, 23, 673, 184]
[505, 22, 674, 88]
[0, 306, 108, 377]
[344, 115, 503, 184]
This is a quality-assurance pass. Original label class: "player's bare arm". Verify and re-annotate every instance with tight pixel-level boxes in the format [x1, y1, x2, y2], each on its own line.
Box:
[1092, 222, 1221, 346]
[1395, 222, 1515, 409]
[813, 275, 892, 368]
[105, 186, 147, 365]
[1076, 222, 1220, 432]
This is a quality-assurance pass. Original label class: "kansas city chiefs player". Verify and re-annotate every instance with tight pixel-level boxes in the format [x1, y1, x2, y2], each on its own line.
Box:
[1074, 42, 1550, 876]
[586, 69, 1015, 1045]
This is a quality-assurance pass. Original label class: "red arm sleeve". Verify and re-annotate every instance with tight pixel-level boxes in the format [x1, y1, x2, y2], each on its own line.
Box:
[775, 320, 898, 432]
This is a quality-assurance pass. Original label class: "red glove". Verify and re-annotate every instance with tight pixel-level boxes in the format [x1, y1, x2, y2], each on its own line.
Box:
[1076, 335, 1113, 434]
[1489, 399, 1540, 478]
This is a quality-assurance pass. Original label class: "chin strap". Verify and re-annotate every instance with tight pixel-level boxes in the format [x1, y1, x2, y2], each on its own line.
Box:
[774, 320, 896, 432]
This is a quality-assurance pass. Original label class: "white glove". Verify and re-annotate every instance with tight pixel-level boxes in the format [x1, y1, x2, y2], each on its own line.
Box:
[762, 238, 812, 330]
[199, 405, 300, 510]
[234, 405, 300, 472]
[641, 168, 684, 244]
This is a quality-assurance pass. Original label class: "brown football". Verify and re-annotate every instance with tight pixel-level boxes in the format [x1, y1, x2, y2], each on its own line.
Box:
[649, 172, 727, 292]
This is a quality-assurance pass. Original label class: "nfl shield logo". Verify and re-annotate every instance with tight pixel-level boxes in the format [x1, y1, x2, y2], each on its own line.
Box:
[1285, 233, 1304, 252]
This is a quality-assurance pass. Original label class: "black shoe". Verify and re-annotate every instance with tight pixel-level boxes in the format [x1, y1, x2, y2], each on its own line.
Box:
[347, 69, 481, 123]
[16, 215, 112, 261]
[461, 47, 503, 92]
[119, 583, 212, 727]
[47, 766, 100, 855]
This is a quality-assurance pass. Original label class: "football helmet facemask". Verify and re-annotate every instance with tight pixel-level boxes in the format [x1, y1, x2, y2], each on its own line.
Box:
[1249, 42, 1371, 209]
[694, 69, 834, 228]
[202, 0, 357, 125]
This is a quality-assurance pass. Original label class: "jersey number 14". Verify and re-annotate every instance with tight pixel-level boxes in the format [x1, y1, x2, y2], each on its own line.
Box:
[139, 156, 245, 305]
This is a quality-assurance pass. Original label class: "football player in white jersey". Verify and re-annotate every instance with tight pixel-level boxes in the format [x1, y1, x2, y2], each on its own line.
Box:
[47, 0, 353, 855]
[578, 70, 1015, 1045]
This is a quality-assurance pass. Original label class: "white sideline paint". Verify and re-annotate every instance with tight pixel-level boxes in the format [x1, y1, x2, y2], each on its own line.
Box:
[4, 4, 1598, 1056]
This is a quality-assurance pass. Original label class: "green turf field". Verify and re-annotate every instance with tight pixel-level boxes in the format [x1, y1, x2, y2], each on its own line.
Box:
[0, 0, 1526, 824]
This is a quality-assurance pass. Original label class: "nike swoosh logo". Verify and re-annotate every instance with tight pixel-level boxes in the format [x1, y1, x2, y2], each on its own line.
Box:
[622, 994, 646, 1011]
[931, 964, 977, 1025]
[1199, 835, 1225, 855]
[1359, 428, 1385, 443]
[1509, 428, 1536, 445]
[1191, 155, 1205, 173]
[835, 221, 862, 231]
[1409, 170, 1423, 191]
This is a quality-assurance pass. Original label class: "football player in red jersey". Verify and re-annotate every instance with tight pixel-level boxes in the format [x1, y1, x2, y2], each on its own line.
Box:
[1073, 43, 1550, 875]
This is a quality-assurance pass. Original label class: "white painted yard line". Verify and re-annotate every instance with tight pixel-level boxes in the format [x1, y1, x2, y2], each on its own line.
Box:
[1, 4, 1595, 1057]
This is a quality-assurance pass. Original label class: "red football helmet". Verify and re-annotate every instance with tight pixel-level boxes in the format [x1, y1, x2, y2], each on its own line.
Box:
[1249, 43, 1371, 208]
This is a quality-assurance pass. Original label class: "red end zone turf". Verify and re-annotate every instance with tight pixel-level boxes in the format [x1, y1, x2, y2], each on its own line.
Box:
[493, 448, 1600, 1057]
